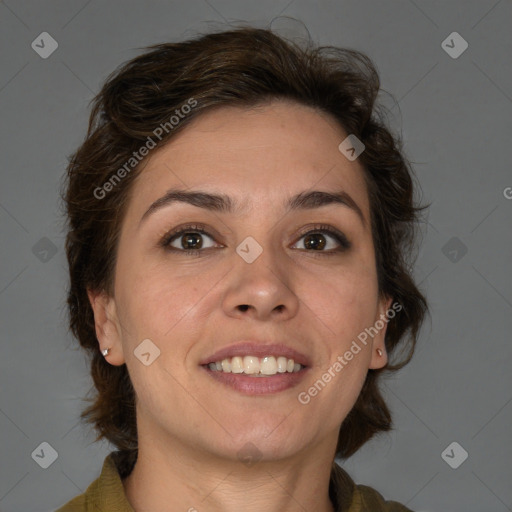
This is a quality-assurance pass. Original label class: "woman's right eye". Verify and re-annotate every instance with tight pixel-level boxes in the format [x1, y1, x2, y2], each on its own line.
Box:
[164, 229, 218, 253]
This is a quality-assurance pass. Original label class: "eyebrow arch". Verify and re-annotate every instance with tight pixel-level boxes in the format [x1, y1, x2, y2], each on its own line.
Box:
[139, 188, 365, 227]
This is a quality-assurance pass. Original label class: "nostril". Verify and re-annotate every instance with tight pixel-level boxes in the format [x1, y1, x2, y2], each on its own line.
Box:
[238, 304, 249, 312]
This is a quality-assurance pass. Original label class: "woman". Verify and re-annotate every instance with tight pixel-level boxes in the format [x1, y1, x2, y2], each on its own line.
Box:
[57, 26, 428, 512]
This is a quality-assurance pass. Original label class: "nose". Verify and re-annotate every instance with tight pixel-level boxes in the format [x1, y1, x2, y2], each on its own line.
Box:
[221, 246, 300, 322]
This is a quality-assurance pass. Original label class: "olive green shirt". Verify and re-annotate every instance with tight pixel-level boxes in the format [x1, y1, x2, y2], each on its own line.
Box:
[56, 451, 412, 512]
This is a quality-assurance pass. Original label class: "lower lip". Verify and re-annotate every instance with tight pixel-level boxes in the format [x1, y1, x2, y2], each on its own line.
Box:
[201, 366, 309, 395]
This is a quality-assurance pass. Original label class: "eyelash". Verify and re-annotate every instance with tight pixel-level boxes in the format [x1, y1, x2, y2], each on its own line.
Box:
[159, 223, 351, 257]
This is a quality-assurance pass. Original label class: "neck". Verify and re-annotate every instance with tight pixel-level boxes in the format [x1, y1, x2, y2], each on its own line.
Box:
[123, 431, 338, 512]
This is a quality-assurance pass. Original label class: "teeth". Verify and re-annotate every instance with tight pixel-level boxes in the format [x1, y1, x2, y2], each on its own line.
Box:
[206, 355, 304, 376]
[243, 355, 260, 374]
[276, 356, 287, 373]
[231, 356, 243, 374]
[260, 356, 277, 375]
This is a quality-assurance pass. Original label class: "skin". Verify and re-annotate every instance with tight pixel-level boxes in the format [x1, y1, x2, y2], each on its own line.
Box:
[88, 100, 392, 512]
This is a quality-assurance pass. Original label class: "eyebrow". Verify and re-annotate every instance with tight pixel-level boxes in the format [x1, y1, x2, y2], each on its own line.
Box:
[139, 187, 366, 227]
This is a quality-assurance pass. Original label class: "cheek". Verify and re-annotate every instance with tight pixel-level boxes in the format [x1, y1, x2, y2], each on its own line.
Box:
[301, 263, 379, 339]
[115, 256, 218, 344]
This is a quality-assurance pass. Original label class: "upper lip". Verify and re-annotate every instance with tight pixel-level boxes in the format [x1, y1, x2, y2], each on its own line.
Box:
[200, 342, 311, 367]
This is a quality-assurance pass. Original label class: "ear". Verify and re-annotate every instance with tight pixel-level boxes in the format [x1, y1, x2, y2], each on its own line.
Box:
[368, 295, 393, 370]
[87, 289, 126, 365]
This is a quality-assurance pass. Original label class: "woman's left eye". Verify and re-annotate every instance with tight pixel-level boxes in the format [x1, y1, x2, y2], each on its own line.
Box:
[292, 228, 351, 253]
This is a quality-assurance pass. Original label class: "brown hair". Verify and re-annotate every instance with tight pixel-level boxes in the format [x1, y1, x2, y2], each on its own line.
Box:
[62, 26, 428, 469]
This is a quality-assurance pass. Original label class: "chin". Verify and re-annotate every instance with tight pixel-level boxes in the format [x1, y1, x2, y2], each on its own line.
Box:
[218, 421, 307, 460]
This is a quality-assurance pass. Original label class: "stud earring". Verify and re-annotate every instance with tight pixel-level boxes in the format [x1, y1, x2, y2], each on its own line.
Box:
[101, 347, 111, 357]
[376, 348, 383, 357]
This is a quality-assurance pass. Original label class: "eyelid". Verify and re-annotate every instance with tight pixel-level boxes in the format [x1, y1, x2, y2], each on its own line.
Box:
[159, 222, 223, 249]
[293, 224, 351, 251]
[159, 222, 351, 253]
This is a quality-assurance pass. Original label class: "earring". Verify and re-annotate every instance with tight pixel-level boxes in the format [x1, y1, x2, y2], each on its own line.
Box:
[376, 348, 383, 357]
[101, 347, 111, 357]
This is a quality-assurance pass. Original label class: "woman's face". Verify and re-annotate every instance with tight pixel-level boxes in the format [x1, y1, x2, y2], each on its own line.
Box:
[91, 100, 391, 462]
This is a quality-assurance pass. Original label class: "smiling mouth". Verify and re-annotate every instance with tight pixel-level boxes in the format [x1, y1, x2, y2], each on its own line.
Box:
[201, 355, 308, 395]
[203, 355, 305, 376]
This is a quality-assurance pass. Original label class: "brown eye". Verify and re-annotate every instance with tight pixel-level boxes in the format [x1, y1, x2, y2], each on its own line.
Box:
[179, 232, 204, 250]
[293, 227, 351, 253]
[167, 231, 216, 251]
[303, 233, 327, 250]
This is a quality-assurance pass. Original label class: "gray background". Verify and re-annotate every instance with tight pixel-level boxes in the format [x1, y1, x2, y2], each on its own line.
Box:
[1, 1, 511, 511]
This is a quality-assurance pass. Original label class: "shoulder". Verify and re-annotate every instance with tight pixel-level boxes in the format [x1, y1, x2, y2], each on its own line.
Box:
[55, 471, 102, 512]
[55, 493, 86, 512]
[351, 484, 414, 512]
[330, 463, 413, 512]
[55, 452, 134, 511]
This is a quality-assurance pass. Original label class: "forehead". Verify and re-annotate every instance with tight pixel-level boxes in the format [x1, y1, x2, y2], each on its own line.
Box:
[127, 101, 370, 221]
